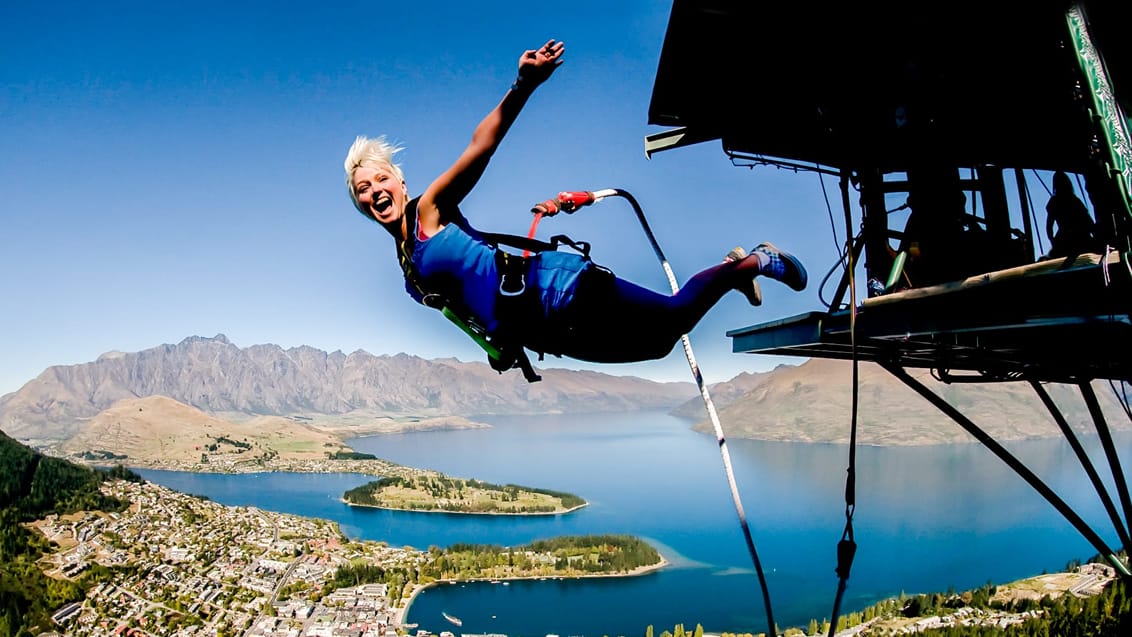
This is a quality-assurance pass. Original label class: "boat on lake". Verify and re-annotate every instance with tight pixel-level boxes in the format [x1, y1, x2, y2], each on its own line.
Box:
[442, 611, 463, 627]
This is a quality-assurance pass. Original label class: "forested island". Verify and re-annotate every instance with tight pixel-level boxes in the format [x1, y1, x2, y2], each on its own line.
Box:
[342, 475, 587, 514]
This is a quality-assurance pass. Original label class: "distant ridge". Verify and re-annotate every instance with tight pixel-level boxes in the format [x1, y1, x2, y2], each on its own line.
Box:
[10, 336, 1123, 448]
[0, 334, 696, 442]
[674, 358, 1131, 445]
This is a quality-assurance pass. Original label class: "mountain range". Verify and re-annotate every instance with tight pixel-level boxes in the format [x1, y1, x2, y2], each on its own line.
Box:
[0, 334, 696, 444]
[2, 335, 1128, 450]
[671, 359, 1131, 445]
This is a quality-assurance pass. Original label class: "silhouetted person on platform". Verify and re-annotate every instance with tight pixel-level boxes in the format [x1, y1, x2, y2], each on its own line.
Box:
[1044, 171, 1097, 259]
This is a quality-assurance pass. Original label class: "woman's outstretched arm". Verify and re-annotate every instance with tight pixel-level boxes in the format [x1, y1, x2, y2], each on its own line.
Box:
[415, 39, 564, 237]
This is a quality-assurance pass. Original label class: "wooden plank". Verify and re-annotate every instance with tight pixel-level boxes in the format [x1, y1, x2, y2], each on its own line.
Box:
[862, 251, 1119, 308]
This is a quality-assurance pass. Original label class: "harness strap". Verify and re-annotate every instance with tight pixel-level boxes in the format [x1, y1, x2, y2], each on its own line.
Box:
[486, 232, 593, 383]
[397, 200, 548, 383]
[397, 201, 431, 302]
[483, 231, 558, 255]
[492, 250, 542, 383]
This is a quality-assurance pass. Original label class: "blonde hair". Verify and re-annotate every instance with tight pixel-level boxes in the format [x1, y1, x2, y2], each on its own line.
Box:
[344, 135, 405, 216]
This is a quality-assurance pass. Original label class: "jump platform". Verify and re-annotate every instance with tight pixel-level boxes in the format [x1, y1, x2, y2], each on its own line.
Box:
[728, 250, 1132, 382]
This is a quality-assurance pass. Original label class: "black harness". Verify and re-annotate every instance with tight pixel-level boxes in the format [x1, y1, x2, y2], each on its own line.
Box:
[397, 200, 592, 383]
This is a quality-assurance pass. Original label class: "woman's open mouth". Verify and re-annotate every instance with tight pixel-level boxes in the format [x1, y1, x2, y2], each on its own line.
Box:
[372, 196, 392, 214]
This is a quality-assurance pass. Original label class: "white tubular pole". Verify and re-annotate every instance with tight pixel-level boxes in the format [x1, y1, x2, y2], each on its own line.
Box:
[604, 188, 778, 637]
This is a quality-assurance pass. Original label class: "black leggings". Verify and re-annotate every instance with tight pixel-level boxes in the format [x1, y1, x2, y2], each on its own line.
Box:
[535, 263, 737, 363]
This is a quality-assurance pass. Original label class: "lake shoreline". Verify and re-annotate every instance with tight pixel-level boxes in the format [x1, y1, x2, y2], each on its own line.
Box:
[395, 555, 671, 626]
[101, 458, 593, 518]
[340, 497, 589, 516]
[128, 414, 1124, 635]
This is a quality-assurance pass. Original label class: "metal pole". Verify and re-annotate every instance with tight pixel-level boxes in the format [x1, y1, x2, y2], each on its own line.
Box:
[1030, 380, 1132, 557]
[609, 188, 779, 637]
[882, 362, 1130, 577]
[1079, 381, 1132, 555]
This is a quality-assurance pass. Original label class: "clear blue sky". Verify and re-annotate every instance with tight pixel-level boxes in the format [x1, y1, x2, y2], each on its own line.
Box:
[1, 1, 842, 396]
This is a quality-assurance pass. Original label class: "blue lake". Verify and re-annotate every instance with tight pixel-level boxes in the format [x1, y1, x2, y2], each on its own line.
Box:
[136, 410, 1128, 637]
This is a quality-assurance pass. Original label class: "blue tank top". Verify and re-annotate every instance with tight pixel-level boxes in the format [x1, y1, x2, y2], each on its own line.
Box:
[408, 201, 591, 334]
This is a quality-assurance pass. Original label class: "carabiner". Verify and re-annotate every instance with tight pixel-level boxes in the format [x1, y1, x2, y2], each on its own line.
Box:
[499, 273, 526, 297]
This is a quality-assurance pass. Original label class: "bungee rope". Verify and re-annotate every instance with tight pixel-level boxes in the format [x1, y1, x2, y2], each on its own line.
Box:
[532, 188, 778, 637]
[523, 211, 544, 258]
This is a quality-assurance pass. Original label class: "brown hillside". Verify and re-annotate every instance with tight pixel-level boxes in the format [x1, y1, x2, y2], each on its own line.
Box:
[57, 395, 350, 466]
[683, 358, 1130, 445]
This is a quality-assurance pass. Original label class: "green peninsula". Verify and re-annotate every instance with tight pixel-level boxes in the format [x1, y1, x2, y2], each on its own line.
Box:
[343, 475, 586, 514]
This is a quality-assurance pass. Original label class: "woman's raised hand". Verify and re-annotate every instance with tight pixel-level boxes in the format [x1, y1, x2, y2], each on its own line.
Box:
[517, 39, 564, 87]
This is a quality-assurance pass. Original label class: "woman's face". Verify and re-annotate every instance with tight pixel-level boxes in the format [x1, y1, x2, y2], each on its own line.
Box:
[353, 164, 407, 225]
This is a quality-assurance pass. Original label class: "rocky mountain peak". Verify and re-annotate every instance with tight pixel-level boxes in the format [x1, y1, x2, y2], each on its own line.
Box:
[0, 336, 695, 443]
